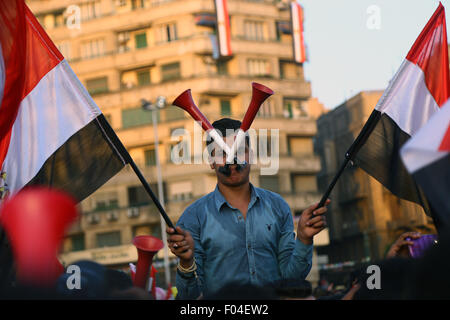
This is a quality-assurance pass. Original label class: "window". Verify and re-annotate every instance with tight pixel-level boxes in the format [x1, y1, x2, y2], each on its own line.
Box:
[95, 199, 119, 211]
[70, 234, 85, 252]
[122, 108, 153, 128]
[247, 59, 271, 76]
[244, 20, 265, 41]
[135, 32, 148, 49]
[86, 76, 108, 95]
[280, 60, 300, 79]
[128, 184, 166, 206]
[161, 62, 181, 81]
[156, 23, 178, 43]
[283, 98, 308, 119]
[80, 1, 101, 21]
[220, 100, 231, 116]
[217, 60, 228, 75]
[96, 231, 121, 248]
[164, 106, 185, 121]
[81, 38, 105, 59]
[144, 148, 156, 166]
[132, 0, 146, 10]
[169, 181, 193, 202]
[117, 32, 131, 53]
[287, 136, 313, 155]
[137, 70, 151, 86]
[259, 176, 280, 193]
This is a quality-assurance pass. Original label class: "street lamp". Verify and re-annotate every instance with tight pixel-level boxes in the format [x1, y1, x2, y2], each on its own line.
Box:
[141, 96, 171, 288]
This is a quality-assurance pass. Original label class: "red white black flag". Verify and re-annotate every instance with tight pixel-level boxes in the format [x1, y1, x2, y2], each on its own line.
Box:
[290, 1, 306, 64]
[350, 3, 450, 216]
[401, 100, 450, 220]
[214, 0, 232, 57]
[0, 0, 129, 202]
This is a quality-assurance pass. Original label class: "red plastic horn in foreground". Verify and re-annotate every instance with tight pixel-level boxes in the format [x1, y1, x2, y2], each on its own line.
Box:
[132, 235, 164, 291]
[240, 82, 274, 132]
[0, 187, 78, 287]
[172, 89, 214, 132]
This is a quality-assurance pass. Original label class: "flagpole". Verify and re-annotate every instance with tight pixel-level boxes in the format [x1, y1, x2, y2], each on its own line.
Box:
[96, 115, 177, 231]
[317, 110, 381, 208]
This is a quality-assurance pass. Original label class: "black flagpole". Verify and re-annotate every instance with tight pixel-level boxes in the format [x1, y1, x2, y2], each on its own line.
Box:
[317, 110, 381, 208]
[96, 115, 177, 231]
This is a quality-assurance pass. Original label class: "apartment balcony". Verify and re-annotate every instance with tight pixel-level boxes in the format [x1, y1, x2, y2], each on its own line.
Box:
[91, 75, 311, 111]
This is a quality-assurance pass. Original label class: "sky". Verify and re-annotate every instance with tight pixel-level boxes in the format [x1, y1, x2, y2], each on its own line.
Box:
[300, 0, 450, 109]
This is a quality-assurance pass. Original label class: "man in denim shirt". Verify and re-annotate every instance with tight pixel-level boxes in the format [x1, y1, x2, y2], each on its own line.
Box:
[167, 118, 329, 299]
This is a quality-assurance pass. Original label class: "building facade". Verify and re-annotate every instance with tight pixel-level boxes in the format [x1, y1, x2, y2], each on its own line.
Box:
[28, 0, 325, 284]
[315, 91, 436, 268]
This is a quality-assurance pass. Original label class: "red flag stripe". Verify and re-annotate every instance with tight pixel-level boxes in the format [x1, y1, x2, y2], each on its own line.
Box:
[438, 124, 450, 151]
[0, 0, 27, 171]
[406, 3, 450, 107]
[0, 1, 63, 170]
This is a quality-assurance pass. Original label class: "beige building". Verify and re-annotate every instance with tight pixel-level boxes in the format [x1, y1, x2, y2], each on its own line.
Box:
[28, 0, 324, 284]
[315, 91, 436, 269]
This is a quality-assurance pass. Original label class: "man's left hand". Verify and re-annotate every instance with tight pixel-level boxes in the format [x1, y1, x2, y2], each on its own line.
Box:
[297, 200, 330, 245]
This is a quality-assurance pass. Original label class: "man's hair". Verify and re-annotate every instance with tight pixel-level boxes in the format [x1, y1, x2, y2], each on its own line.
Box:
[206, 118, 250, 148]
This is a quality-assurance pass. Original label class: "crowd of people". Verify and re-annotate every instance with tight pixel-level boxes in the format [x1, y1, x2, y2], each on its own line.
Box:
[0, 118, 448, 300]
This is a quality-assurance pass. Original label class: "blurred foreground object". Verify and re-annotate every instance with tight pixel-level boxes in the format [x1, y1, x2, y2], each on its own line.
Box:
[0, 187, 78, 287]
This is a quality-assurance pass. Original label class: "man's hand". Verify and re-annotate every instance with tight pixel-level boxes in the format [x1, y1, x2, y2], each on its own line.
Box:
[386, 231, 421, 258]
[297, 200, 330, 245]
[166, 226, 195, 268]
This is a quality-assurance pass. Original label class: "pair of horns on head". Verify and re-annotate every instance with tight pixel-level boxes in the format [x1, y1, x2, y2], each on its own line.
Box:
[172, 83, 274, 176]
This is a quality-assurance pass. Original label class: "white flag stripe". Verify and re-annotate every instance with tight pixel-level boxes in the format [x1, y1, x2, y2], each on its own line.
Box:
[401, 100, 450, 173]
[2, 60, 101, 193]
[215, 0, 229, 56]
[375, 60, 440, 137]
[291, 2, 301, 62]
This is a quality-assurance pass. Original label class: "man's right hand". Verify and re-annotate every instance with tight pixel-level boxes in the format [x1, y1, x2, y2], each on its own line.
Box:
[167, 226, 195, 268]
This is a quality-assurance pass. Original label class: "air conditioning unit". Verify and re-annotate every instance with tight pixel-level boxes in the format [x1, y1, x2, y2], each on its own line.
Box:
[88, 213, 100, 224]
[127, 207, 140, 218]
[107, 210, 119, 221]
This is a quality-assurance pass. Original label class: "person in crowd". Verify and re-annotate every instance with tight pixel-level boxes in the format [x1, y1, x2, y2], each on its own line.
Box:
[166, 118, 330, 299]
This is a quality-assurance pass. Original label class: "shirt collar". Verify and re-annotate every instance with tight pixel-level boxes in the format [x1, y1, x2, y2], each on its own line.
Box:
[213, 183, 261, 212]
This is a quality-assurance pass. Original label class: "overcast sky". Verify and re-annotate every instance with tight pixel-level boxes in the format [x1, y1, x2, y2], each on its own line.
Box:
[300, 0, 450, 109]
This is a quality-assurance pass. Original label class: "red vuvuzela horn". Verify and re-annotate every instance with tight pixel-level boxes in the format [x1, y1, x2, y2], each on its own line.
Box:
[0, 187, 78, 287]
[172, 90, 230, 154]
[226, 82, 274, 163]
[132, 235, 164, 295]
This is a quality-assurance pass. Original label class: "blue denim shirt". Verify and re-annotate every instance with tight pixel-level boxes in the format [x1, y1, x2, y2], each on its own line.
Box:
[175, 184, 313, 299]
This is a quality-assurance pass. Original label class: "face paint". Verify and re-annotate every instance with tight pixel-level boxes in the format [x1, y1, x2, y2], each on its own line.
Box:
[217, 157, 248, 176]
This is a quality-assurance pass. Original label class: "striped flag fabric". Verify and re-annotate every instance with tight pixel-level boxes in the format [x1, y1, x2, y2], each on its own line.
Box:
[290, 1, 306, 64]
[401, 101, 450, 221]
[214, 0, 232, 57]
[0, 0, 129, 202]
[351, 3, 450, 217]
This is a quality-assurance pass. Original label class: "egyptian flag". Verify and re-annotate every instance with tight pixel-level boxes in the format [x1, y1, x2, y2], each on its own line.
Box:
[0, 1, 129, 202]
[401, 101, 450, 223]
[347, 3, 450, 217]
[290, 1, 306, 64]
[214, 0, 232, 57]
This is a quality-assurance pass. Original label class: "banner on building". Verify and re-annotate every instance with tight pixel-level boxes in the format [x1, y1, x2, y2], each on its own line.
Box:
[290, 1, 306, 64]
[214, 0, 232, 57]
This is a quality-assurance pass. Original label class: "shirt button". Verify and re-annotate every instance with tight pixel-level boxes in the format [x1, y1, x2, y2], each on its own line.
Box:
[238, 216, 243, 220]
[247, 243, 251, 249]
[251, 271, 255, 275]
